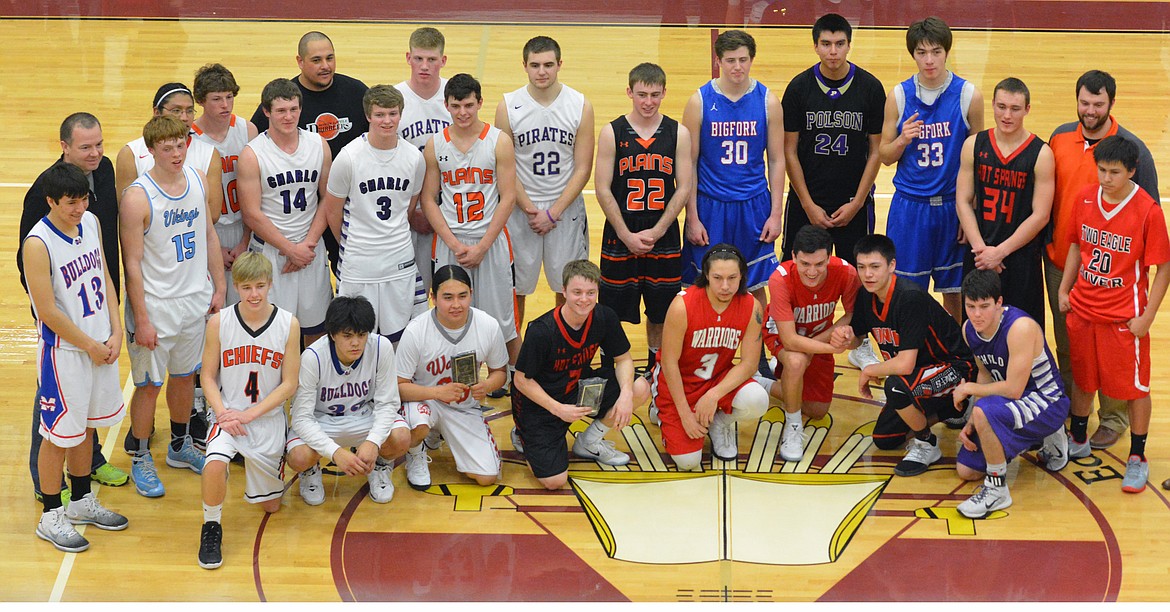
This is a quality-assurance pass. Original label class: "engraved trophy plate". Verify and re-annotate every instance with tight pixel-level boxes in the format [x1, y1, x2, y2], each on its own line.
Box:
[452, 351, 479, 386]
[577, 377, 607, 418]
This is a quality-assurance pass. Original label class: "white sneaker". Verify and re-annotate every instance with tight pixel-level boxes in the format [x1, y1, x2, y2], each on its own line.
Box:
[957, 474, 1012, 518]
[1037, 428, 1069, 471]
[780, 419, 805, 462]
[423, 428, 444, 451]
[894, 436, 942, 477]
[848, 338, 881, 370]
[571, 438, 630, 466]
[649, 402, 661, 427]
[65, 492, 129, 531]
[510, 427, 524, 455]
[36, 506, 89, 553]
[367, 460, 395, 503]
[708, 413, 738, 461]
[405, 447, 432, 491]
[299, 465, 325, 506]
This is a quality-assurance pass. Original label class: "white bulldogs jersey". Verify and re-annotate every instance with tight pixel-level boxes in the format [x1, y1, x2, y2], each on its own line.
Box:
[503, 84, 584, 202]
[295, 334, 398, 421]
[328, 134, 425, 282]
[129, 166, 211, 299]
[26, 211, 112, 352]
[396, 307, 508, 413]
[433, 124, 502, 237]
[247, 129, 324, 243]
[192, 114, 250, 226]
[397, 79, 451, 150]
[216, 304, 293, 414]
[127, 135, 217, 180]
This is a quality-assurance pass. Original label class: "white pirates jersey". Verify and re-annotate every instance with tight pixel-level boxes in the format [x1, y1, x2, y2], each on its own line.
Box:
[432, 124, 502, 237]
[216, 304, 293, 415]
[503, 84, 584, 202]
[127, 135, 217, 181]
[129, 166, 211, 299]
[292, 334, 401, 457]
[397, 79, 451, 150]
[26, 211, 112, 352]
[247, 129, 325, 243]
[396, 307, 509, 413]
[192, 114, 250, 226]
[328, 134, 425, 282]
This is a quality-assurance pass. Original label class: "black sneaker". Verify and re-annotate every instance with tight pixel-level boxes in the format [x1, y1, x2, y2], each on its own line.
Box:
[487, 384, 510, 399]
[189, 408, 210, 452]
[123, 428, 154, 456]
[198, 521, 223, 569]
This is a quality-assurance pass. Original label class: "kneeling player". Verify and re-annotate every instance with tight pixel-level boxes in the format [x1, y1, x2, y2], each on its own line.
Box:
[952, 270, 1070, 518]
[655, 245, 770, 470]
[763, 226, 859, 462]
[512, 260, 651, 489]
[397, 265, 509, 488]
[287, 296, 412, 505]
[198, 252, 300, 569]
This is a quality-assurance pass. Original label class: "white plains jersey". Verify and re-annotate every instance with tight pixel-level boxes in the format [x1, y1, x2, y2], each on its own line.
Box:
[397, 78, 451, 150]
[247, 129, 325, 243]
[503, 84, 584, 201]
[396, 307, 509, 413]
[192, 114, 250, 226]
[432, 124, 501, 237]
[26, 212, 112, 352]
[216, 304, 293, 415]
[129, 166, 211, 299]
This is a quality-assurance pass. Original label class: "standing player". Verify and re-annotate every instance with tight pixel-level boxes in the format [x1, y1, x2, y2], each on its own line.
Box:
[396, 266, 509, 489]
[322, 85, 427, 342]
[197, 252, 300, 569]
[780, 13, 885, 265]
[25, 162, 128, 552]
[681, 29, 785, 306]
[595, 62, 692, 376]
[287, 296, 411, 506]
[878, 16, 984, 321]
[421, 74, 521, 371]
[955, 77, 1053, 326]
[192, 63, 260, 306]
[763, 226, 859, 462]
[497, 36, 594, 349]
[1058, 136, 1170, 493]
[831, 234, 976, 476]
[120, 116, 226, 498]
[512, 260, 651, 489]
[1047, 70, 1159, 451]
[655, 246, 769, 470]
[952, 270, 1069, 518]
[238, 78, 333, 346]
[397, 27, 452, 293]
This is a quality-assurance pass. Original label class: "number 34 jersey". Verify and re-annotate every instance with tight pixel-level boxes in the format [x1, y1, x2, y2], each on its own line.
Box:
[433, 124, 502, 237]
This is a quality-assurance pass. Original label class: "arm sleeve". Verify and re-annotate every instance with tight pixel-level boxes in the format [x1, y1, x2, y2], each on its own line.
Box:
[366, 338, 402, 448]
[850, 288, 872, 337]
[290, 348, 342, 459]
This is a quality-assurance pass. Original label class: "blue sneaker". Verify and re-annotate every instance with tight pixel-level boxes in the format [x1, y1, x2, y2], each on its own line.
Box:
[132, 453, 165, 498]
[166, 436, 205, 474]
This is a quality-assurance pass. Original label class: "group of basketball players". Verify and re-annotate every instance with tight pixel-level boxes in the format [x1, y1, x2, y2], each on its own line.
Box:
[20, 14, 1169, 570]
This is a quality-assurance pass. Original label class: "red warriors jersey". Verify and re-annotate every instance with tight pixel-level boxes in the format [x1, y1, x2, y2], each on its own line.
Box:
[656, 285, 755, 404]
[1068, 183, 1170, 322]
[765, 257, 860, 354]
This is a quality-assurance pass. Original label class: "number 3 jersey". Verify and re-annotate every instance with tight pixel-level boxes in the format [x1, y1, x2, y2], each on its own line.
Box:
[654, 285, 755, 403]
[217, 303, 292, 414]
[26, 211, 111, 351]
[248, 128, 324, 243]
[432, 124, 502, 238]
[972, 129, 1045, 250]
[610, 114, 678, 219]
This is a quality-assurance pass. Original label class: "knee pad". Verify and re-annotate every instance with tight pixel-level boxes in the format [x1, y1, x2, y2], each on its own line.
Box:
[672, 451, 703, 472]
[731, 381, 769, 421]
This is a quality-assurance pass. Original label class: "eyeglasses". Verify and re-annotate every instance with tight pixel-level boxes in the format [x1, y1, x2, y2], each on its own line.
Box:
[162, 106, 196, 118]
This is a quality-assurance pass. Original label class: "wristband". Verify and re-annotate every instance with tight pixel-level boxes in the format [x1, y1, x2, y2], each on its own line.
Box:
[546, 210, 556, 223]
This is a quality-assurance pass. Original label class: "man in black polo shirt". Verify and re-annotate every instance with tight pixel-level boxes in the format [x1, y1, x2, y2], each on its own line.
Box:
[18, 112, 127, 500]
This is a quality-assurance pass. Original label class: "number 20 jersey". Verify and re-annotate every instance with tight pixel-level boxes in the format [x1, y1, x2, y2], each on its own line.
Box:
[433, 124, 501, 237]
[654, 285, 755, 404]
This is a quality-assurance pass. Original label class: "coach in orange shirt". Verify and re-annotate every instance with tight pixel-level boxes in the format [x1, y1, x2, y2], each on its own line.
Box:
[1046, 70, 1159, 451]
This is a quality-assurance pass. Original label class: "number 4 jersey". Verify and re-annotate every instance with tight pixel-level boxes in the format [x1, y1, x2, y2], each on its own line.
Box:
[217, 303, 293, 412]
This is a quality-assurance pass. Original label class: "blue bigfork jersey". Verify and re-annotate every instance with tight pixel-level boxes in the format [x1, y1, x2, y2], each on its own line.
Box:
[697, 79, 769, 201]
[892, 74, 969, 198]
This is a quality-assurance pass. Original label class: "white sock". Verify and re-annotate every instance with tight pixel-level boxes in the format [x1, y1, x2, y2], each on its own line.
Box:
[408, 443, 425, 455]
[987, 462, 1007, 478]
[751, 374, 775, 395]
[203, 503, 222, 524]
[784, 410, 801, 427]
[578, 419, 610, 449]
[506, 365, 515, 389]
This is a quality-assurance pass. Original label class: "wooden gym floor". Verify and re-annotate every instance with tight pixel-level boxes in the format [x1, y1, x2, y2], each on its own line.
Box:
[1, 1, 1170, 602]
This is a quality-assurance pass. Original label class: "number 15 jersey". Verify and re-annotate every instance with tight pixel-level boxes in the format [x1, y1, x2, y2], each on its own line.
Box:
[433, 124, 501, 237]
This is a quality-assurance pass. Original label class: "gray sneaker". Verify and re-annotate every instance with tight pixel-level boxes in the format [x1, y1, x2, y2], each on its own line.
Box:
[367, 460, 395, 503]
[957, 474, 1012, 518]
[1037, 429, 1070, 471]
[571, 438, 630, 467]
[780, 419, 805, 463]
[708, 414, 738, 461]
[1068, 433, 1092, 459]
[510, 427, 524, 455]
[299, 465, 325, 506]
[848, 338, 881, 370]
[648, 402, 661, 427]
[65, 492, 128, 531]
[1122, 455, 1149, 493]
[36, 507, 90, 553]
[894, 436, 942, 477]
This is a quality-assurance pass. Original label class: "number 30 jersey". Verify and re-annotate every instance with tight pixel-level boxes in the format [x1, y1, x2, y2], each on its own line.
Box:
[432, 124, 501, 237]
[611, 114, 678, 219]
[697, 79, 769, 201]
[655, 285, 755, 404]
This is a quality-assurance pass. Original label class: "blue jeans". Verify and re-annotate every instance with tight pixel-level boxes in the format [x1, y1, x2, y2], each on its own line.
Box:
[30, 390, 107, 495]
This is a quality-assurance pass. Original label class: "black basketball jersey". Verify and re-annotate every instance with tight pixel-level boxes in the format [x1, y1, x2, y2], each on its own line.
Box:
[611, 114, 678, 218]
[973, 129, 1046, 248]
[850, 275, 974, 370]
[514, 304, 631, 403]
[781, 63, 886, 209]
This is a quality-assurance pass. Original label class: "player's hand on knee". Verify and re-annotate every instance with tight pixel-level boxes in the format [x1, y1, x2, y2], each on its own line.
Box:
[218, 412, 247, 437]
[679, 409, 707, 439]
[609, 397, 634, 430]
[959, 420, 979, 452]
[332, 448, 369, 476]
[694, 392, 719, 427]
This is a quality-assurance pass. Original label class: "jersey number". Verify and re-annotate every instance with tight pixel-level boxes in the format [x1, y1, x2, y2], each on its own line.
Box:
[244, 371, 260, 404]
[916, 142, 944, 167]
[171, 231, 197, 262]
[720, 140, 749, 165]
[693, 353, 718, 380]
[376, 195, 394, 221]
[814, 133, 849, 156]
[1088, 248, 1113, 275]
[280, 188, 308, 214]
[77, 277, 105, 318]
[981, 187, 1016, 224]
[533, 151, 561, 176]
[625, 178, 666, 211]
[222, 179, 240, 215]
[454, 192, 485, 223]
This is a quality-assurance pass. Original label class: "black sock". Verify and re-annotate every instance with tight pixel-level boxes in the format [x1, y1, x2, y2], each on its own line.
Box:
[1130, 433, 1148, 460]
[70, 473, 92, 499]
[647, 348, 658, 370]
[171, 420, 188, 451]
[42, 492, 63, 513]
[1071, 415, 1089, 444]
[914, 428, 936, 445]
